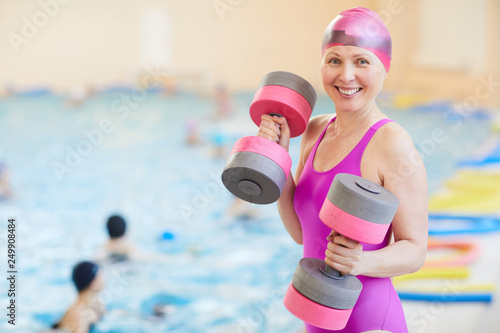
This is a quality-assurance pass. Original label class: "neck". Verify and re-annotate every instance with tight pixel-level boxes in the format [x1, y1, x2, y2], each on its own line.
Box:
[333, 101, 384, 136]
[108, 236, 128, 246]
[77, 289, 96, 303]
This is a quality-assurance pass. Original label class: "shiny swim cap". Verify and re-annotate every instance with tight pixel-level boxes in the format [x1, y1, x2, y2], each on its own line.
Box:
[72, 261, 98, 292]
[107, 215, 126, 239]
[321, 7, 392, 72]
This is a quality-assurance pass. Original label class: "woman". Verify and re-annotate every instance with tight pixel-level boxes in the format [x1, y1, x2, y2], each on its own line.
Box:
[257, 7, 428, 333]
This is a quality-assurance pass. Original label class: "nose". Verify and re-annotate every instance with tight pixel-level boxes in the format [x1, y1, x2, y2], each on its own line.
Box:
[339, 63, 355, 83]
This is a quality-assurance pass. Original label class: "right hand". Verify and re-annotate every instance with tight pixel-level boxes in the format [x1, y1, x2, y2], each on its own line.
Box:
[325, 230, 363, 276]
[256, 114, 291, 152]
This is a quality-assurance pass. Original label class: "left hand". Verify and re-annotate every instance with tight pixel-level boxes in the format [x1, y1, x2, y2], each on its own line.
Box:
[325, 230, 363, 275]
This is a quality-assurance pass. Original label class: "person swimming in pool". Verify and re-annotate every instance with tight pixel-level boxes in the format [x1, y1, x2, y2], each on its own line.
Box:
[214, 83, 233, 118]
[53, 261, 105, 333]
[99, 214, 136, 262]
[95, 214, 169, 263]
[257, 7, 428, 333]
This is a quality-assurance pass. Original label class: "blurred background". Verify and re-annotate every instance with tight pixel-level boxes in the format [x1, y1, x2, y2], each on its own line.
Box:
[0, 0, 499, 103]
[0, 0, 499, 332]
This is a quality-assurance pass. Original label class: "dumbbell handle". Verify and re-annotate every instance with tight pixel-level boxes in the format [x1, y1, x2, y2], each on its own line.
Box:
[268, 113, 283, 118]
[320, 231, 350, 280]
[320, 263, 344, 279]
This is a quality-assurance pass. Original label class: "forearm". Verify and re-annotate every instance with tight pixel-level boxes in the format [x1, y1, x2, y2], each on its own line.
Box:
[359, 239, 426, 278]
[277, 171, 303, 244]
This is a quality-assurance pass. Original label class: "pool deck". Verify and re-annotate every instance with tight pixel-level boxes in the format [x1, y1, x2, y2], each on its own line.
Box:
[403, 134, 500, 333]
[403, 231, 500, 333]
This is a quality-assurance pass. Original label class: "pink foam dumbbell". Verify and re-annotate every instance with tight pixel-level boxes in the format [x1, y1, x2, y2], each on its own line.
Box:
[221, 71, 316, 204]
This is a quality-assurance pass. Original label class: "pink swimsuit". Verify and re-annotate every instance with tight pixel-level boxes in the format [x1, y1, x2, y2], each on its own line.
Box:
[293, 117, 408, 333]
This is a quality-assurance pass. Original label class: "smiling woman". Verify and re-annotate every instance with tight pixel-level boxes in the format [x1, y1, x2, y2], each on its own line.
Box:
[256, 7, 428, 333]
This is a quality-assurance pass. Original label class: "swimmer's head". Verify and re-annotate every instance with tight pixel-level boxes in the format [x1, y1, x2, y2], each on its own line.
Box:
[72, 261, 99, 292]
[321, 7, 392, 72]
[106, 215, 126, 239]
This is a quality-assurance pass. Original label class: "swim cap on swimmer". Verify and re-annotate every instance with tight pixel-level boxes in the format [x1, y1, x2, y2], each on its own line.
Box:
[321, 7, 392, 72]
[72, 261, 98, 292]
[107, 215, 126, 239]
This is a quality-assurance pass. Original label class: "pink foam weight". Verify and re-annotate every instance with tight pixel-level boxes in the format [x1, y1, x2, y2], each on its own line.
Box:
[319, 198, 391, 244]
[250, 85, 311, 138]
[230, 136, 292, 177]
[283, 283, 352, 330]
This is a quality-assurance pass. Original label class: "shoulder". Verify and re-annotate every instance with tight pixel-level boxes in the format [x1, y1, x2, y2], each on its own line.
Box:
[373, 121, 416, 158]
[371, 121, 426, 184]
[58, 303, 84, 331]
[302, 114, 332, 142]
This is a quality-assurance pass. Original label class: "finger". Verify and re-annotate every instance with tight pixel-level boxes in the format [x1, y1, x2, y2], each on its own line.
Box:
[261, 114, 274, 122]
[271, 115, 287, 125]
[324, 257, 350, 275]
[327, 241, 362, 260]
[272, 116, 290, 135]
[259, 119, 280, 133]
[333, 235, 361, 250]
[259, 116, 282, 131]
[326, 230, 340, 241]
[257, 129, 279, 142]
[257, 126, 280, 142]
[259, 119, 282, 135]
[260, 115, 282, 129]
[258, 119, 280, 136]
[325, 249, 355, 268]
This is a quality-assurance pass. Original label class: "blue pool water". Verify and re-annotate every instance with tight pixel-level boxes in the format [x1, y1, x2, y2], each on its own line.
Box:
[0, 91, 492, 332]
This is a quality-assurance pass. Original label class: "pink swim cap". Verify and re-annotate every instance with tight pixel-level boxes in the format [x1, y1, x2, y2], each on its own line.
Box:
[321, 7, 392, 72]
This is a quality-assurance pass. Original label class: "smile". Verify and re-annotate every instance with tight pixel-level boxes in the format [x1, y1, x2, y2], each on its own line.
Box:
[336, 87, 362, 96]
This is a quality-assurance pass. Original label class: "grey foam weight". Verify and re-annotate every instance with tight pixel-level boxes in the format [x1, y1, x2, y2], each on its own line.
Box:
[259, 71, 317, 110]
[221, 151, 286, 204]
[327, 173, 399, 225]
[292, 258, 362, 310]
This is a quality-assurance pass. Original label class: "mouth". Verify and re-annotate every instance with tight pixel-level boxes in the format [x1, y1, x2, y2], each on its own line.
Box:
[336, 86, 362, 97]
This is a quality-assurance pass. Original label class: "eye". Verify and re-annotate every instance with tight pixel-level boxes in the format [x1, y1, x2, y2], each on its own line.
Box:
[328, 58, 340, 65]
[357, 59, 369, 65]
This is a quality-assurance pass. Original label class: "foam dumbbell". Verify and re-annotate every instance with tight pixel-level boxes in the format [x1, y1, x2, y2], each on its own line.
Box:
[221, 71, 317, 204]
[284, 173, 399, 330]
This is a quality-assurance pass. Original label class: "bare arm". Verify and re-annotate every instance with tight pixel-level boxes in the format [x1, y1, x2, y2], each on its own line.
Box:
[257, 114, 327, 245]
[276, 158, 304, 244]
[257, 114, 302, 243]
[325, 125, 428, 277]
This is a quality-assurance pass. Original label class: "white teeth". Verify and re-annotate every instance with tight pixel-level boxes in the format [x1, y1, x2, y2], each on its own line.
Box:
[338, 87, 361, 96]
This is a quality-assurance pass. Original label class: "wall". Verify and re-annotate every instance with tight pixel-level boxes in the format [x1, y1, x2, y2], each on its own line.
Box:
[0, 0, 370, 92]
[0, 0, 498, 108]
[374, 0, 500, 108]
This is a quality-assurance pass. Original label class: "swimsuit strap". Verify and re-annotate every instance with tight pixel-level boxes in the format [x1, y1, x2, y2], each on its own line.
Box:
[371, 118, 393, 130]
[346, 118, 394, 174]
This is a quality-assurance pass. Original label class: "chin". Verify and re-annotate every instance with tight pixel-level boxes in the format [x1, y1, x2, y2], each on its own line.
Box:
[332, 98, 363, 111]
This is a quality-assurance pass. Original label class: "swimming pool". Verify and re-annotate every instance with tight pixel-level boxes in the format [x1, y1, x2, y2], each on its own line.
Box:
[0, 90, 492, 332]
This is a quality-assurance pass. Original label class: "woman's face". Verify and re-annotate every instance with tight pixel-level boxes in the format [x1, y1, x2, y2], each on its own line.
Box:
[321, 45, 387, 113]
